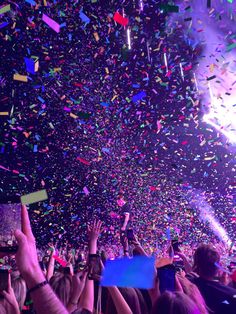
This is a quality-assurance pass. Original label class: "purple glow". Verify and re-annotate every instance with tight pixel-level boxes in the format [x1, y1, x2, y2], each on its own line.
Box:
[171, 0, 236, 144]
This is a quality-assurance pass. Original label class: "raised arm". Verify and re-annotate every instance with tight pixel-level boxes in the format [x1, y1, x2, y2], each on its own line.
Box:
[67, 271, 87, 313]
[46, 244, 56, 281]
[107, 287, 132, 314]
[14, 205, 68, 314]
[176, 252, 192, 274]
[131, 235, 148, 257]
[78, 220, 102, 312]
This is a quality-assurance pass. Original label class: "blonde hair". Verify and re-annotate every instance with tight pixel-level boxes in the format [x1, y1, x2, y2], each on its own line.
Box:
[49, 272, 72, 306]
[11, 271, 27, 310]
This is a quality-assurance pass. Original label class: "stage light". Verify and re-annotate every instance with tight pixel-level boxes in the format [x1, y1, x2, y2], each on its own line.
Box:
[203, 81, 236, 144]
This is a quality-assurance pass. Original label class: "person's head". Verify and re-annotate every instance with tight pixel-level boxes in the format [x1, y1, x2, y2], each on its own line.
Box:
[151, 291, 201, 314]
[49, 272, 72, 306]
[11, 271, 27, 310]
[134, 288, 149, 314]
[177, 276, 209, 314]
[106, 287, 142, 314]
[193, 244, 220, 279]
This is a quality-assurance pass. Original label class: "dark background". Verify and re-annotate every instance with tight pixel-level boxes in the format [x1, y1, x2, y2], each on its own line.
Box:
[0, 0, 235, 247]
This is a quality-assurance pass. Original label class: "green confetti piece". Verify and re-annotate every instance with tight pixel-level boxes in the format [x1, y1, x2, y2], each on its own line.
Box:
[21, 189, 48, 205]
[226, 42, 236, 52]
[159, 4, 179, 13]
[0, 4, 11, 15]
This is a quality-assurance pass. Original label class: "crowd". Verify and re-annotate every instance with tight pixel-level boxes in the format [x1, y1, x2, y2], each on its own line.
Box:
[0, 206, 235, 314]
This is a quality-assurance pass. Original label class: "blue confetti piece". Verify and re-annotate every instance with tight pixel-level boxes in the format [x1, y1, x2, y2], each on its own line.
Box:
[25, 0, 36, 5]
[100, 102, 110, 107]
[24, 57, 35, 74]
[166, 228, 171, 240]
[0, 22, 9, 29]
[37, 96, 45, 103]
[79, 10, 90, 24]
[132, 91, 147, 103]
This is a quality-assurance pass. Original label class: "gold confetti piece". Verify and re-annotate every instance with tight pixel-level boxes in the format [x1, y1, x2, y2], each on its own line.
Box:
[111, 95, 118, 102]
[13, 74, 28, 82]
[0, 112, 9, 116]
[93, 32, 99, 41]
[70, 113, 78, 119]
[204, 156, 215, 160]
[21, 189, 48, 205]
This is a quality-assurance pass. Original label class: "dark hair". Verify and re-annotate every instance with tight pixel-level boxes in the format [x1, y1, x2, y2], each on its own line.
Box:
[193, 244, 220, 278]
[134, 288, 149, 314]
[106, 287, 141, 314]
[151, 291, 201, 314]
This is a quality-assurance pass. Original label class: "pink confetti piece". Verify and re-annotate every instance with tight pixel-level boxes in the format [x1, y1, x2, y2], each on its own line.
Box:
[0, 164, 10, 171]
[117, 198, 126, 207]
[77, 157, 91, 165]
[83, 186, 90, 195]
[53, 255, 67, 267]
[42, 14, 60, 33]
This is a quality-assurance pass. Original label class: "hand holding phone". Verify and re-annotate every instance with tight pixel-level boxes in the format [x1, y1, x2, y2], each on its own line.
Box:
[171, 239, 180, 253]
[0, 270, 20, 312]
[0, 197, 21, 254]
[88, 254, 102, 280]
[0, 269, 9, 297]
[157, 264, 176, 294]
[126, 229, 135, 244]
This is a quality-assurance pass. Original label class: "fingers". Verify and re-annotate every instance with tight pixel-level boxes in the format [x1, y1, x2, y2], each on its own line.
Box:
[14, 229, 27, 248]
[7, 272, 11, 292]
[81, 270, 88, 281]
[175, 275, 184, 292]
[95, 220, 102, 231]
[21, 205, 35, 240]
[88, 220, 102, 232]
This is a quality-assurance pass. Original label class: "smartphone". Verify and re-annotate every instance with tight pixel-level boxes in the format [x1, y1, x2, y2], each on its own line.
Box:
[63, 267, 71, 275]
[0, 197, 21, 253]
[171, 239, 180, 253]
[157, 264, 176, 293]
[0, 269, 9, 297]
[88, 254, 101, 280]
[126, 229, 135, 243]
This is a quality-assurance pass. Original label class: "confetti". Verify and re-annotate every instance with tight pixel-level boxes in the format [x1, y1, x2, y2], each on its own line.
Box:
[0, 4, 11, 15]
[113, 12, 129, 26]
[42, 13, 60, 33]
[0, 0, 235, 250]
[21, 190, 48, 205]
[13, 74, 28, 82]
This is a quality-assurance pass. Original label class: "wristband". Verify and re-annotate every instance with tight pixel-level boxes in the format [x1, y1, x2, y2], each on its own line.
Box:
[28, 280, 48, 294]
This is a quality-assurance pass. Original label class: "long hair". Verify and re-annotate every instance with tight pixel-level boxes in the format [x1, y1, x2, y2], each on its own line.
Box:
[11, 271, 27, 310]
[193, 244, 220, 278]
[106, 287, 142, 314]
[49, 272, 73, 306]
[177, 276, 209, 314]
[151, 291, 201, 314]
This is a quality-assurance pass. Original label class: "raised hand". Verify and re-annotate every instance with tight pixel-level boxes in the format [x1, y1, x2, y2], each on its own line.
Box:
[87, 220, 102, 242]
[131, 234, 141, 247]
[69, 271, 87, 304]
[14, 205, 45, 288]
[87, 220, 102, 254]
[2, 273, 20, 314]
